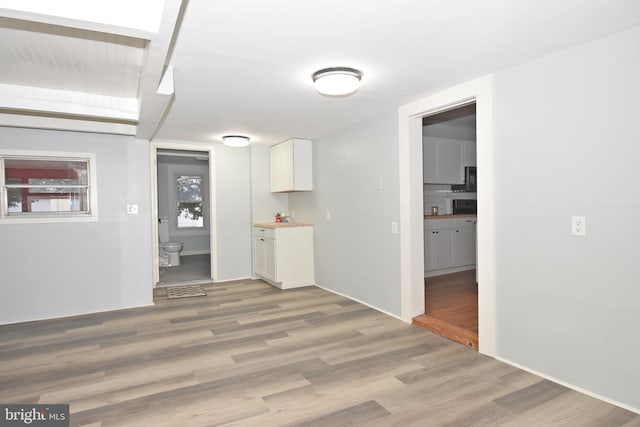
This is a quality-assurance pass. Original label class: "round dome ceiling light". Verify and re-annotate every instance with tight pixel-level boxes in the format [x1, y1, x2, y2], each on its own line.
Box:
[312, 67, 362, 97]
[222, 135, 250, 148]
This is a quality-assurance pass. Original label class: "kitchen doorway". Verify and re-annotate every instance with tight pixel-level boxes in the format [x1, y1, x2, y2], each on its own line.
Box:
[150, 142, 218, 288]
[415, 104, 479, 349]
[398, 75, 496, 357]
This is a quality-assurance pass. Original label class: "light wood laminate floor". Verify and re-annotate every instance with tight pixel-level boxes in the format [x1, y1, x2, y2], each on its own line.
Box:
[1, 280, 637, 426]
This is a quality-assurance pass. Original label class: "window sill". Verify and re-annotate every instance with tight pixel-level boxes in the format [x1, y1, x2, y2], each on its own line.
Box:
[0, 215, 99, 225]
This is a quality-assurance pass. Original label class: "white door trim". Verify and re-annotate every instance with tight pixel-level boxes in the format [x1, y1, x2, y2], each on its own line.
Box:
[398, 74, 497, 357]
[149, 140, 218, 287]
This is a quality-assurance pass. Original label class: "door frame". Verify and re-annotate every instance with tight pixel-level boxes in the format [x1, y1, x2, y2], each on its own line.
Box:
[149, 140, 218, 286]
[398, 75, 497, 357]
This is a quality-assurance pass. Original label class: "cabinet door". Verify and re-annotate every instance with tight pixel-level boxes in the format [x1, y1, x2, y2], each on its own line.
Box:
[438, 141, 464, 184]
[264, 238, 277, 281]
[423, 138, 438, 183]
[423, 138, 464, 184]
[431, 228, 455, 270]
[462, 140, 477, 168]
[424, 227, 435, 270]
[453, 227, 476, 267]
[254, 236, 267, 277]
[270, 140, 293, 192]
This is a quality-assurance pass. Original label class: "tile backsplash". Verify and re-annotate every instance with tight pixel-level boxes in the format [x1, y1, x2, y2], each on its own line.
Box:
[424, 184, 476, 215]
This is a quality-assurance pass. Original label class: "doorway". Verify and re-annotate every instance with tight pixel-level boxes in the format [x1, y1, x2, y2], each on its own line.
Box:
[398, 75, 496, 357]
[150, 142, 217, 288]
[414, 104, 479, 349]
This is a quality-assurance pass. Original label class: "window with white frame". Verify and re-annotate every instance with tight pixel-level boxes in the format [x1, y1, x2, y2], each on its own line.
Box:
[177, 175, 203, 228]
[1, 152, 97, 222]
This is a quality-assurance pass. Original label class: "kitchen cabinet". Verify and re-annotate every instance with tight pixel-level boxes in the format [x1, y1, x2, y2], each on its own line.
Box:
[254, 231, 276, 281]
[424, 217, 476, 276]
[253, 225, 315, 289]
[270, 138, 312, 192]
[462, 140, 477, 168]
[423, 137, 476, 184]
[425, 227, 454, 270]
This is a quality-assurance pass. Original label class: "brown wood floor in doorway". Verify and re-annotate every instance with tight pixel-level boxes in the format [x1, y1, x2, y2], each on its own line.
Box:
[413, 269, 479, 349]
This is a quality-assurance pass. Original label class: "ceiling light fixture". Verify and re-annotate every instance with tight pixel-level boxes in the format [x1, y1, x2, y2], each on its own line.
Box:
[312, 67, 362, 97]
[222, 135, 250, 148]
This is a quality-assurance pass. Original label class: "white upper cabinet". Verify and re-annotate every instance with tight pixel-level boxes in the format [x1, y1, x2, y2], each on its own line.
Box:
[423, 137, 463, 184]
[270, 138, 313, 192]
[462, 140, 477, 168]
[423, 137, 476, 184]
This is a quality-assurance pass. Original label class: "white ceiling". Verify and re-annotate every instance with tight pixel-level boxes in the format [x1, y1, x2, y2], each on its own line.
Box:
[1, 1, 640, 145]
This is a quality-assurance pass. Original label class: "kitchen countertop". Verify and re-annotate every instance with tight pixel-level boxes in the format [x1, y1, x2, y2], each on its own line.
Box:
[254, 222, 313, 228]
[424, 214, 476, 220]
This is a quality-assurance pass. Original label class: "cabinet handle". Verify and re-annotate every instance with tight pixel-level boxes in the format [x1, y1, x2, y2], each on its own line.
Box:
[260, 238, 265, 241]
[456, 230, 459, 233]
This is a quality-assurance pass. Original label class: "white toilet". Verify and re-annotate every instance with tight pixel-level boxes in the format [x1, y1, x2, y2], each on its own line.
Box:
[158, 218, 183, 267]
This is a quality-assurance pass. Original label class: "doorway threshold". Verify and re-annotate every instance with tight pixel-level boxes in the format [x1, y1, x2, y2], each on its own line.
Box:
[156, 279, 213, 288]
[413, 314, 478, 350]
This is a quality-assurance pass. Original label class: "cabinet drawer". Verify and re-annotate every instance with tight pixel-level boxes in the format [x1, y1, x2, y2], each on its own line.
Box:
[253, 227, 276, 239]
[454, 218, 476, 229]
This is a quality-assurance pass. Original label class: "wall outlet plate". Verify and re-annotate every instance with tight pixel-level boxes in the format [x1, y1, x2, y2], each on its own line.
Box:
[127, 204, 139, 215]
[571, 215, 585, 236]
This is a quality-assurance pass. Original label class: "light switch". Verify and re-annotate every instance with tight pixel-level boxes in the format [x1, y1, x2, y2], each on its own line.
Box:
[326, 210, 331, 221]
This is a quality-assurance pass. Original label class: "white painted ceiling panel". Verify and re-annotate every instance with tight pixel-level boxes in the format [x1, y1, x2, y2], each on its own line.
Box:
[0, 18, 145, 98]
[0, 0, 165, 33]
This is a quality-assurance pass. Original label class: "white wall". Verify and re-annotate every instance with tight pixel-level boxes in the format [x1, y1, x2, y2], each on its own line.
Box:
[289, 110, 401, 315]
[492, 25, 640, 410]
[250, 144, 288, 222]
[0, 127, 153, 324]
[214, 144, 252, 281]
[157, 161, 211, 255]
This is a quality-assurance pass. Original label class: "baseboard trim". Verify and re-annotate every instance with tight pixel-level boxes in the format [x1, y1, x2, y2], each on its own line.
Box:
[181, 250, 211, 256]
[494, 356, 640, 415]
[314, 283, 404, 322]
[214, 276, 252, 284]
[1, 301, 155, 326]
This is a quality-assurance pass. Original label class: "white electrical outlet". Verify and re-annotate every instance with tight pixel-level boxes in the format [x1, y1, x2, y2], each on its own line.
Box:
[571, 216, 586, 236]
[127, 204, 139, 215]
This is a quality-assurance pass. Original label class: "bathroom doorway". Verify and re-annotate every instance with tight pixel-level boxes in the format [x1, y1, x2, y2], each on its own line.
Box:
[150, 143, 217, 287]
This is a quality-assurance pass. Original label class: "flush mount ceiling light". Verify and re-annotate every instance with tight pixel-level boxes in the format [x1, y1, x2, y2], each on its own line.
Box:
[312, 67, 362, 97]
[222, 135, 250, 148]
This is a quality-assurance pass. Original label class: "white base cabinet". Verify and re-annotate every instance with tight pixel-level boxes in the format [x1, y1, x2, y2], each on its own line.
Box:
[424, 218, 476, 277]
[253, 225, 315, 289]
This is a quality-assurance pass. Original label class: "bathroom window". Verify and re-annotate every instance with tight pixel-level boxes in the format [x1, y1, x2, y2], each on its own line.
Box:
[0, 151, 98, 223]
[177, 175, 203, 228]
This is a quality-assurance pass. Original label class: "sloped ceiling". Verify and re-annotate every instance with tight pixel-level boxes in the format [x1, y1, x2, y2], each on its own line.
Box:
[0, 0, 183, 137]
[1, 1, 640, 145]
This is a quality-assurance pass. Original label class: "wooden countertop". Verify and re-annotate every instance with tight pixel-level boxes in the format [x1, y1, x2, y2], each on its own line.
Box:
[254, 222, 313, 228]
[424, 214, 476, 220]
